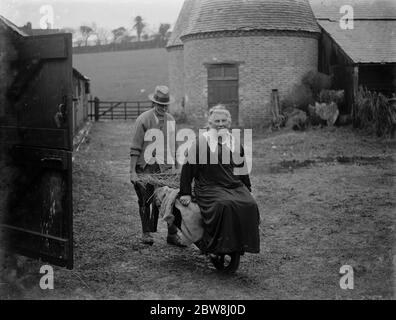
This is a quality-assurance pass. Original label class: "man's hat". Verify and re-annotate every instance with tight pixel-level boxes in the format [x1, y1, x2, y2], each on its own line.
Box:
[148, 85, 174, 105]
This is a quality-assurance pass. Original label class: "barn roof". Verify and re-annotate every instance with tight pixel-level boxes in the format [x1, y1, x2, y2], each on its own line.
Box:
[309, 0, 396, 20]
[310, 0, 396, 64]
[168, 0, 320, 48]
[319, 20, 396, 64]
[73, 68, 90, 82]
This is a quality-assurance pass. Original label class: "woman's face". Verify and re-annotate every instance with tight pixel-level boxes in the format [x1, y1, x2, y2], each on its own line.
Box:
[209, 112, 231, 130]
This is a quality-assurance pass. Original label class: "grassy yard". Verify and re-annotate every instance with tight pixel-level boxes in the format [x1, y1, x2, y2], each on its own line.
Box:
[73, 48, 169, 101]
[1, 122, 394, 300]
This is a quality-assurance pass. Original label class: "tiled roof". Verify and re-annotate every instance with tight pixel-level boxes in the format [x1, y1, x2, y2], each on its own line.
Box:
[309, 0, 396, 20]
[185, 0, 320, 36]
[319, 20, 396, 63]
[168, 0, 320, 47]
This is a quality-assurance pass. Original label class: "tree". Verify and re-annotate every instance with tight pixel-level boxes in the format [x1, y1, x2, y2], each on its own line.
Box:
[111, 27, 127, 43]
[133, 16, 146, 42]
[80, 25, 94, 46]
[158, 23, 171, 41]
[95, 27, 110, 45]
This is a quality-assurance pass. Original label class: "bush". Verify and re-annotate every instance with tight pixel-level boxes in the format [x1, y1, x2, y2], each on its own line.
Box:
[281, 83, 314, 113]
[355, 87, 396, 137]
[302, 70, 332, 99]
[319, 89, 344, 105]
[281, 71, 333, 114]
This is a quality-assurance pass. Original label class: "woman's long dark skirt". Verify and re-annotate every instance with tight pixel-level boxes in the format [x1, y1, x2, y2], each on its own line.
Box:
[195, 184, 260, 254]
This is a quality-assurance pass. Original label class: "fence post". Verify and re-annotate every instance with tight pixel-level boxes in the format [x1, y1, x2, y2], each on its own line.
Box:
[111, 103, 113, 120]
[137, 101, 140, 116]
[124, 102, 127, 120]
[94, 97, 100, 121]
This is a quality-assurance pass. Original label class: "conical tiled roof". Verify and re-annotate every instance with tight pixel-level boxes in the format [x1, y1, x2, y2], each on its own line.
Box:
[167, 0, 195, 48]
[168, 0, 320, 47]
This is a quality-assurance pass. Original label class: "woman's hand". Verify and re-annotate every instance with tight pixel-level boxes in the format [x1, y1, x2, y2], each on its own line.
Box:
[179, 195, 191, 206]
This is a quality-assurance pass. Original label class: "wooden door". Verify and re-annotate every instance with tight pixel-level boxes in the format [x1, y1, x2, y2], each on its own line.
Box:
[0, 33, 74, 269]
[207, 64, 239, 125]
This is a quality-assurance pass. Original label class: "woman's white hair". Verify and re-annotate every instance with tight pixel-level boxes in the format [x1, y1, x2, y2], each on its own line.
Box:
[208, 104, 232, 124]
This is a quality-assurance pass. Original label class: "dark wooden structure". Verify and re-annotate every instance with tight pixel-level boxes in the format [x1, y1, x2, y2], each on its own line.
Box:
[0, 16, 74, 269]
[72, 68, 90, 134]
[319, 26, 396, 118]
[206, 64, 239, 125]
[313, 0, 396, 118]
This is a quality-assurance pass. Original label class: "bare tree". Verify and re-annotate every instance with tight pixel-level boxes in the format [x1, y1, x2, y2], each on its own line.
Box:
[95, 27, 110, 45]
[133, 16, 146, 42]
[80, 25, 94, 46]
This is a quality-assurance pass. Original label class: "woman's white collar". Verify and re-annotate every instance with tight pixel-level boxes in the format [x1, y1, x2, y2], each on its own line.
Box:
[202, 129, 235, 152]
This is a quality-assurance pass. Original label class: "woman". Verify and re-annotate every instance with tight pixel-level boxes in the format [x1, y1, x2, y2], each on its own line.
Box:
[179, 105, 260, 256]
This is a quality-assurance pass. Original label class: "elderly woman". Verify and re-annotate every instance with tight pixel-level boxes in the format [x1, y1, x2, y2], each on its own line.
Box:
[179, 105, 260, 259]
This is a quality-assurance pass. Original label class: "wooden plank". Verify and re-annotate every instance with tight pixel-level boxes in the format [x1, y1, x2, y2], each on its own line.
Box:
[0, 126, 69, 149]
[19, 34, 70, 60]
[11, 146, 71, 170]
[0, 223, 68, 243]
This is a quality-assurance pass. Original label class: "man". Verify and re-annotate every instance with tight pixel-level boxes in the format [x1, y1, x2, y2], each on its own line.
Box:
[130, 85, 185, 246]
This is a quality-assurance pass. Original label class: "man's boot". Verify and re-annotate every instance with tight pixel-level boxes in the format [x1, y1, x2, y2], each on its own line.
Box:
[139, 206, 154, 245]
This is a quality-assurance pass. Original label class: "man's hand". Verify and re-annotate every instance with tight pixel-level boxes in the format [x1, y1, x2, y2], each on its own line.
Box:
[179, 195, 191, 206]
[130, 171, 140, 185]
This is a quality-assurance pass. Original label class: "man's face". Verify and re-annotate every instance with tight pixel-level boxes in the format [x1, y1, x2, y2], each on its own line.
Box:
[154, 103, 168, 116]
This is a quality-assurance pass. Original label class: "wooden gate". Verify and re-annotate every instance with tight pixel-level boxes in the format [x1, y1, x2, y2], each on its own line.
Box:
[88, 99, 152, 121]
[0, 33, 74, 269]
[207, 64, 239, 125]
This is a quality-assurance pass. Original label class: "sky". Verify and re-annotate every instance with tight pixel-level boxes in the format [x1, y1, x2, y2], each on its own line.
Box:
[0, 0, 185, 33]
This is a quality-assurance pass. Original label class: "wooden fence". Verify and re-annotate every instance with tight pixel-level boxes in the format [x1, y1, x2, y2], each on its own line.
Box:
[88, 97, 152, 120]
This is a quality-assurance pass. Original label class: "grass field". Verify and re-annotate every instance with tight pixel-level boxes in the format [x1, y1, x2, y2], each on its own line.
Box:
[73, 48, 169, 101]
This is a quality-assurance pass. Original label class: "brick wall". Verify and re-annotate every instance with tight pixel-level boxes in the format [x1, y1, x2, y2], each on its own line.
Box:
[181, 33, 318, 127]
[167, 46, 185, 114]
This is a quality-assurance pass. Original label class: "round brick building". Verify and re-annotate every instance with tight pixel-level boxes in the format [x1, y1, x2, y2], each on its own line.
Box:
[167, 0, 321, 127]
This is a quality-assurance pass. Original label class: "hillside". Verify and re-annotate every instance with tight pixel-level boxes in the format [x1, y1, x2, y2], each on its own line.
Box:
[73, 48, 169, 101]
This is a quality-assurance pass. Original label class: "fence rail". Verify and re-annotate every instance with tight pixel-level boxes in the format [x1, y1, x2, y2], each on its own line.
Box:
[88, 97, 152, 120]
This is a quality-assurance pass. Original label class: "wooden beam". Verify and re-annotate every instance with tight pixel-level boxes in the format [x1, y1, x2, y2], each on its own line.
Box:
[18, 34, 69, 61]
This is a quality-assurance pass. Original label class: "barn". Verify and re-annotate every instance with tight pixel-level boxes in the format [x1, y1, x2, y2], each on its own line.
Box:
[310, 0, 396, 115]
[167, 0, 321, 127]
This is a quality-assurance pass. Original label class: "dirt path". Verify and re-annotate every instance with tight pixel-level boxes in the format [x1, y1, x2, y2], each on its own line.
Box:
[2, 122, 395, 299]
